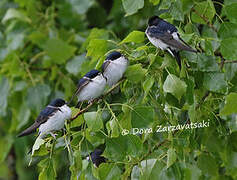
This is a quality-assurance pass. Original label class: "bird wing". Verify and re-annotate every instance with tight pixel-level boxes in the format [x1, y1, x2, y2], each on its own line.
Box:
[102, 60, 111, 72]
[147, 26, 197, 52]
[17, 107, 58, 137]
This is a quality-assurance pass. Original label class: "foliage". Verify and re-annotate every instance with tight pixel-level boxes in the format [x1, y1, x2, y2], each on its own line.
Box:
[0, 0, 237, 179]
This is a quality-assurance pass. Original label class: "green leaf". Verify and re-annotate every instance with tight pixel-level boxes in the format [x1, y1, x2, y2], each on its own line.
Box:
[131, 106, 154, 128]
[149, 0, 160, 5]
[0, 77, 9, 117]
[120, 31, 144, 44]
[197, 54, 219, 72]
[167, 148, 177, 168]
[69, 0, 94, 15]
[140, 159, 157, 178]
[44, 38, 76, 64]
[106, 118, 119, 138]
[191, 1, 215, 24]
[225, 3, 237, 23]
[28, 31, 48, 49]
[84, 112, 103, 132]
[38, 158, 56, 180]
[170, 0, 184, 21]
[125, 64, 147, 83]
[70, 150, 82, 178]
[86, 39, 108, 59]
[220, 38, 237, 60]
[2, 8, 31, 24]
[218, 22, 237, 39]
[98, 164, 121, 180]
[122, 0, 144, 16]
[197, 154, 218, 176]
[31, 137, 45, 156]
[66, 55, 86, 75]
[163, 74, 187, 100]
[220, 93, 237, 116]
[0, 135, 13, 163]
[143, 76, 154, 95]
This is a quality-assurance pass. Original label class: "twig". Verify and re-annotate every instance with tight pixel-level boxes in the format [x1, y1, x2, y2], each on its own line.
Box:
[218, 60, 237, 64]
[69, 78, 125, 122]
[191, 7, 218, 33]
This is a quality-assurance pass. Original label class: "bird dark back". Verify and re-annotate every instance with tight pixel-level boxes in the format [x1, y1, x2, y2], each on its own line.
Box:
[39, 106, 57, 118]
[90, 149, 106, 167]
[106, 51, 121, 61]
[49, 98, 66, 107]
[77, 69, 100, 87]
[148, 16, 177, 33]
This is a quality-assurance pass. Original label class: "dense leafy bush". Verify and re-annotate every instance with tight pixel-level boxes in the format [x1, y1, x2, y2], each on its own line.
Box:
[0, 0, 237, 179]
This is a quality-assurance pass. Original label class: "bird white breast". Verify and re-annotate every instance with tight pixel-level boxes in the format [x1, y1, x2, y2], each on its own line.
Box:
[145, 28, 169, 50]
[77, 74, 106, 102]
[103, 56, 129, 87]
[38, 104, 71, 137]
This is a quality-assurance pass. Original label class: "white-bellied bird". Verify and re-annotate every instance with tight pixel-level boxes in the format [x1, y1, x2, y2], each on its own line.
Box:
[102, 51, 129, 87]
[145, 16, 197, 67]
[71, 69, 107, 108]
[18, 98, 71, 138]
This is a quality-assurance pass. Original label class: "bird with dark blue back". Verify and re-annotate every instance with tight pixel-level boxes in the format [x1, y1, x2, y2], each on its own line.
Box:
[145, 16, 197, 68]
[70, 69, 107, 108]
[18, 98, 71, 138]
[102, 51, 129, 87]
[87, 149, 106, 167]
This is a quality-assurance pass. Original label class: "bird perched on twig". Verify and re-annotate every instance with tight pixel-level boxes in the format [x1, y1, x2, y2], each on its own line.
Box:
[87, 149, 106, 167]
[17, 98, 71, 139]
[102, 51, 129, 87]
[70, 69, 107, 108]
[145, 16, 197, 68]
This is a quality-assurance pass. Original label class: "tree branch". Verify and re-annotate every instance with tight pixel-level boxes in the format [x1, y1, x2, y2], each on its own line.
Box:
[69, 78, 125, 122]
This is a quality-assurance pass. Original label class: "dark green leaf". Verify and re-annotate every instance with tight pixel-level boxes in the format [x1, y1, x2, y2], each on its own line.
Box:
[220, 38, 237, 60]
[225, 3, 237, 23]
[203, 72, 227, 93]
[220, 93, 237, 116]
[125, 64, 147, 83]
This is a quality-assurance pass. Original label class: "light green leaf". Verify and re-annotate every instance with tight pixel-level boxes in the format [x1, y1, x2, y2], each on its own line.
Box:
[197, 154, 218, 176]
[163, 74, 187, 100]
[120, 31, 144, 44]
[220, 38, 237, 60]
[69, 0, 94, 15]
[0, 135, 13, 163]
[143, 76, 154, 95]
[131, 106, 154, 128]
[38, 158, 56, 180]
[170, 0, 184, 21]
[125, 64, 147, 83]
[0, 77, 9, 117]
[66, 55, 86, 75]
[86, 39, 108, 59]
[31, 137, 45, 156]
[167, 148, 177, 168]
[220, 93, 237, 116]
[44, 38, 76, 64]
[149, 0, 160, 5]
[2, 8, 31, 24]
[84, 112, 103, 132]
[106, 118, 119, 138]
[191, 1, 215, 24]
[98, 164, 121, 180]
[203, 72, 227, 93]
[122, 0, 144, 16]
[225, 3, 237, 23]
[140, 159, 157, 178]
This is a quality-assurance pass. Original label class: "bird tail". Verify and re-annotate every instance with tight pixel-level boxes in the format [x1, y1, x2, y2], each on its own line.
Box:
[17, 122, 38, 137]
[168, 48, 181, 69]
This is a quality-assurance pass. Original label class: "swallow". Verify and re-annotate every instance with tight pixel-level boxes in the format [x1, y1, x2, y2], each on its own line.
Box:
[87, 149, 106, 167]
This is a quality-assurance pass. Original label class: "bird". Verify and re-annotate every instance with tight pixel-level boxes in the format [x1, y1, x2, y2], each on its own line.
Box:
[87, 149, 106, 167]
[102, 51, 129, 87]
[70, 69, 107, 108]
[17, 98, 71, 139]
[145, 16, 197, 68]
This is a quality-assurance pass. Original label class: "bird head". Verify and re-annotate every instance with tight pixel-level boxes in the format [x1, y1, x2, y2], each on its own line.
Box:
[106, 51, 122, 61]
[148, 16, 161, 26]
[50, 98, 66, 107]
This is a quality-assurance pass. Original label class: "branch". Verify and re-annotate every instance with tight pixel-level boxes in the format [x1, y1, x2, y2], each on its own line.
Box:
[218, 60, 237, 64]
[191, 8, 218, 33]
[69, 78, 125, 122]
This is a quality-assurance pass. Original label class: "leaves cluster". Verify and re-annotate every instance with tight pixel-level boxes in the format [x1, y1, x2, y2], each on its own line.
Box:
[0, 0, 237, 179]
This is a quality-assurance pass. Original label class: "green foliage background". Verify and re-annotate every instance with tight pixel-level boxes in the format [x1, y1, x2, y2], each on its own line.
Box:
[0, 0, 237, 179]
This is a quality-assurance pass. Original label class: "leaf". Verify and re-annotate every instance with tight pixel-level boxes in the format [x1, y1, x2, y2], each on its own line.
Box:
[220, 38, 237, 60]
[2, 8, 31, 24]
[66, 54, 86, 75]
[44, 38, 76, 64]
[38, 158, 56, 180]
[163, 74, 187, 100]
[225, 3, 237, 23]
[84, 112, 103, 132]
[125, 64, 147, 83]
[131, 106, 154, 128]
[31, 137, 45, 156]
[203, 72, 228, 93]
[167, 148, 177, 168]
[120, 31, 144, 44]
[106, 118, 119, 138]
[170, 0, 184, 21]
[149, 0, 160, 6]
[220, 93, 237, 116]
[86, 39, 108, 59]
[0, 135, 13, 163]
[122, 0, 144, 16]
[0, 77, 9, 117]
[196, 54, 219, 72]
[197, 154, 218, 176]
[143, 76, 154, 95]
[191, 1, 216, 24]
[69, 0, 94, 15]
[218, 22, 237, 39]
[140, 159, 157, 178]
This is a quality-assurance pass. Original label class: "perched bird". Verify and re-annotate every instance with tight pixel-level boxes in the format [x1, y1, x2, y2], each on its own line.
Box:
[145, 16, 197, 67]
[102, 51, 129, 87]
[87, 149, 106, 167]
[71, 69, 107, 108]
[18, 98, 71, 138]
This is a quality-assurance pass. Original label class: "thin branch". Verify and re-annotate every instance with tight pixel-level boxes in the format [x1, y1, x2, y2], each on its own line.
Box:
[191, 8, 218, 33]
[69, 78, 125, 122]
[218, 60, 237, 64]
